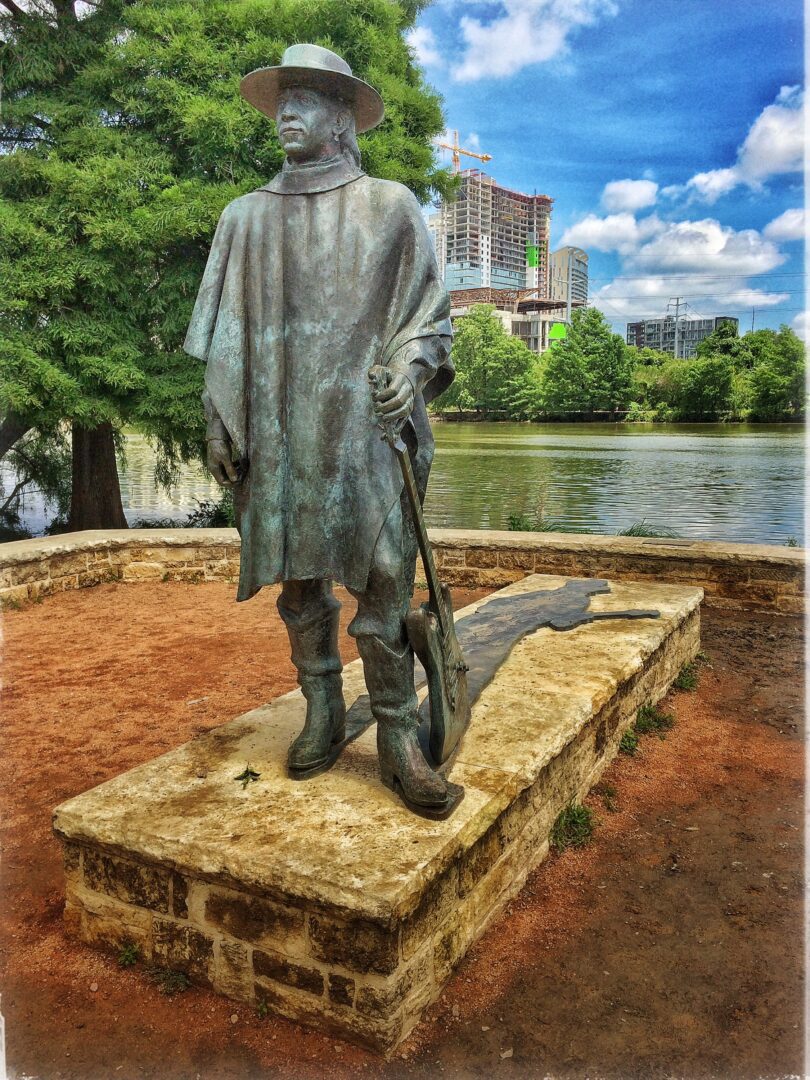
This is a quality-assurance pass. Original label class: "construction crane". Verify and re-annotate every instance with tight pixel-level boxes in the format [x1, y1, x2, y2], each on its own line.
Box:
[434, 129, 492, 174]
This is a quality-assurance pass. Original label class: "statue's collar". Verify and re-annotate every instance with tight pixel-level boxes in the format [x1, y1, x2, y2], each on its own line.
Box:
[261, 154, 364, 195]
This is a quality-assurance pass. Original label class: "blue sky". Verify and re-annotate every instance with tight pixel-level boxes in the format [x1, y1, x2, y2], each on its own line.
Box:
[409, 0, 805, 336]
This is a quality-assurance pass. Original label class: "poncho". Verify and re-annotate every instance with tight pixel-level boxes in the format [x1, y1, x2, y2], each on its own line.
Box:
[184, 157, 453, 600]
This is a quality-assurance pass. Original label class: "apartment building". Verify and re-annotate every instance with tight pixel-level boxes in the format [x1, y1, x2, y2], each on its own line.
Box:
[549, 246, 589, 308]
[626, 315, 739, 359]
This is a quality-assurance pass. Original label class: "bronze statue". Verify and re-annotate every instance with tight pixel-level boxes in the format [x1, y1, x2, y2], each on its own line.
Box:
[184, 44, 465, 818]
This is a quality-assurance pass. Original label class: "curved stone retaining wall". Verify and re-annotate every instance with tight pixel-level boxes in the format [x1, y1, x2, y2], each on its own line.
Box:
[0, 527, 804, 614]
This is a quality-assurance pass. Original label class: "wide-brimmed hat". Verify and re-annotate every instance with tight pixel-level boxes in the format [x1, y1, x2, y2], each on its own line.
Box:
[240, 44, 384, 133]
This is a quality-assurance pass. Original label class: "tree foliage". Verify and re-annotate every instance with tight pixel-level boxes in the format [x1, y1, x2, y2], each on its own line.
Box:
[0, 0, 454, 521]
[538, 307, 633, 417]
[439, 305, 536, 418]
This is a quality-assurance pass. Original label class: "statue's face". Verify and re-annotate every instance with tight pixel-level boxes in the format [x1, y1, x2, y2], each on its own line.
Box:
[276, 86, 345, 163]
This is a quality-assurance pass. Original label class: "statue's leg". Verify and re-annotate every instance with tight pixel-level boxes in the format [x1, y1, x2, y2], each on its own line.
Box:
[277, 578, 346, 778]
[347, 501, 452, 816]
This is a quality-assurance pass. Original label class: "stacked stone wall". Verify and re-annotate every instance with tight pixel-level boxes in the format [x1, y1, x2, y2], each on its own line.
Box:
[1, 528, 803, 614]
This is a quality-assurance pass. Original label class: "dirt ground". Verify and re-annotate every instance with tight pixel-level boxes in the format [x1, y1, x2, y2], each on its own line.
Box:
[0, 580, 804, 1080]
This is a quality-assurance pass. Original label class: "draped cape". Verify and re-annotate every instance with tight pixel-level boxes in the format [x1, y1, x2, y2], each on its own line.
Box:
[184, 172, 453, 600]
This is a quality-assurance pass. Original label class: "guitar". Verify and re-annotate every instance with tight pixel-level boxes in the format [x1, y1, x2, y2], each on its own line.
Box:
[368, 366, 471, 766]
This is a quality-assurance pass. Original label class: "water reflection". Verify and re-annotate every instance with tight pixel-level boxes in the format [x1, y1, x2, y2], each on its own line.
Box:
[3, 423, 804, 545]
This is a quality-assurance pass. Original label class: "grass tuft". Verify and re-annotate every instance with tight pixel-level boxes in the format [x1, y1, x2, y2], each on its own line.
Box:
[550, 803, 594, 852]
[619, 729, 640, 755]
[635, 703, 675, 738]
[617, 518, 681, 538]
[673, 662, 699, 691]
[118, 942, 140, 968]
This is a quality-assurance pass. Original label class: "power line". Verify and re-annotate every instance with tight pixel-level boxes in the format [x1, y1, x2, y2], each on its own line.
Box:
[589, 290, 803, 300]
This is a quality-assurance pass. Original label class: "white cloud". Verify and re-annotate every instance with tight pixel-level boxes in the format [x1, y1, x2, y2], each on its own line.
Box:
[593, 275, 788, 321]
[684, 168, 739, 203]
[791, 311, 809, 340]
[601, 178, 659, 213]
[763, 207, 805, 243]
[583, 214, 789, 321]
[449, 0, 619, 83]
[406, 25, 441, 67]
[684, 86, 804, 203]
[559, 212, 663, 254]
[626, 218, 784, 277]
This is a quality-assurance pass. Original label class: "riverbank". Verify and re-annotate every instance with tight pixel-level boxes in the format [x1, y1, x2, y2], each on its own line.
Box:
[1, 581, 802, 1078]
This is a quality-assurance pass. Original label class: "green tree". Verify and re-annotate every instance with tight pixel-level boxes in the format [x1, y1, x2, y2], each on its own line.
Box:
[695, 319, 754, 369]
[0, 0, 453, 529]
[653, 355, 733, 419]
[438, 305, 536, 418]
[746, 325, 805, 419]
[539, 307, 633, 417]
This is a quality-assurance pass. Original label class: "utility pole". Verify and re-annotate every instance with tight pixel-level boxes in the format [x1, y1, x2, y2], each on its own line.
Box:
[667, 297, 685, 359]
[751, 307, 756, 332]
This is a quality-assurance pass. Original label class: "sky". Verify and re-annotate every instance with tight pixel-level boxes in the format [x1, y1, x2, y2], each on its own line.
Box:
[408, 0, 805, 337]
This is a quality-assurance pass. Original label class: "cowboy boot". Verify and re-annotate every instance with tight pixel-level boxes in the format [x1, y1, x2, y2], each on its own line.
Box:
[279, 596, 347, 778]
[356, 634, 461, 819]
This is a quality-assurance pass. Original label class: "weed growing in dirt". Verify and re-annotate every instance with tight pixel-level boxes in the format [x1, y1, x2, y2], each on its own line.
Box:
[118, 942, 140, 968]
[696, 650, 711, 665]
[673, 662, 699, 691]
[234, 764, 261, 789]
[551, 803, 594, 852]
[619, 729, 639, 755]
[785, 536, 799, 547]
[635, 704, 675, 738]
[2, 598, 23, 611]
[257, 999, 269, 1019]
[147, 967, 190, 996]
[596, 783, 618, 812]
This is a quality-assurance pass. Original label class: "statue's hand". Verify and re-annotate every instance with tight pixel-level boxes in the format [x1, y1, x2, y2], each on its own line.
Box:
[207, 437, 240, 487]
[371, 371, 414, 423]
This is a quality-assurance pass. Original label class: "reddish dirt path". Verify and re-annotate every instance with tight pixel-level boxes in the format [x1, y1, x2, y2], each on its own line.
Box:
[0, 582, 803, 1080]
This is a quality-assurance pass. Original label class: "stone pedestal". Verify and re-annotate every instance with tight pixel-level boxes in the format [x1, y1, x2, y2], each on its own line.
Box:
[53, 575, 701, 1053]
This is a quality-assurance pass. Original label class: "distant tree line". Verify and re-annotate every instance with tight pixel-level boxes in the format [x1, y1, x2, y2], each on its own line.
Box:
[435, 305, 806, 423]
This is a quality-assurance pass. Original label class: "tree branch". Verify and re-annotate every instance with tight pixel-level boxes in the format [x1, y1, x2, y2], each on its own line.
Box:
[0, 413, 31, 459]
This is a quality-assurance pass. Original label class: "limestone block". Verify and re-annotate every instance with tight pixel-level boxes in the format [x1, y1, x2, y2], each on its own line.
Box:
[121, 562, 166, 582]
[465, 547, 499, 569]
[11, 560, 50, 585]
[203, 885, 304, 953]
[216, 939, 252, 1000]
[498, 549, 536, 571]
[83, 850, 170, 912]
[436, 548, 465, 567]
[328, 973, 355, 1008]
[152, 918, 215, 985]
[253, 950, 324, 996]
[308, 913, 399, 975]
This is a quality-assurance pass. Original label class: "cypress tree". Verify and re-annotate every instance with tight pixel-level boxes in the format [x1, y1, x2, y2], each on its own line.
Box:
[0, 0, 452, 529]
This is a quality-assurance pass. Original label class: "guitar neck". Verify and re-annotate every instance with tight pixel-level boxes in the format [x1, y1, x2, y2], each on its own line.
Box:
[391, 435, 450, 634]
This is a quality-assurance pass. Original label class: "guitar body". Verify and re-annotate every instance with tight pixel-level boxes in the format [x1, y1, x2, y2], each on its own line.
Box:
[407, 583, 471, 767]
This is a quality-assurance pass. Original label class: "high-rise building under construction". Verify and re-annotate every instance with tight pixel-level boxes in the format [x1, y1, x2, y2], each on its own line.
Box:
[427, 170, 553, 295]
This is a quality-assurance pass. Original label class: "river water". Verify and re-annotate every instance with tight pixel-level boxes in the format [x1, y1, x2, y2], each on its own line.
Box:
[5, 423, 804, 545]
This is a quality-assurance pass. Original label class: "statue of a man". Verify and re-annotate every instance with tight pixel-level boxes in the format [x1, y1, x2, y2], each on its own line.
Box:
[184, 44, 457, 817]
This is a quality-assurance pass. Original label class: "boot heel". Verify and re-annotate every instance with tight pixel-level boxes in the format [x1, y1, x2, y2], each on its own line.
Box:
[379, 759, 396, 790]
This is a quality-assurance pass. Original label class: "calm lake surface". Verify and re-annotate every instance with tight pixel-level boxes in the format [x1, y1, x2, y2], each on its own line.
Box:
[8, 423, 805, 545]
